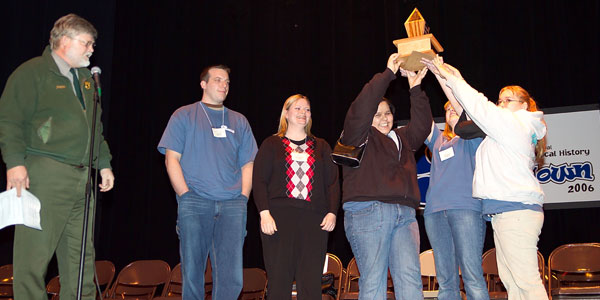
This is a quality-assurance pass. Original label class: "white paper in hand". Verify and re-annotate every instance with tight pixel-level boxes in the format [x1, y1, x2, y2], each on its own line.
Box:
[0, 188, 42, 230]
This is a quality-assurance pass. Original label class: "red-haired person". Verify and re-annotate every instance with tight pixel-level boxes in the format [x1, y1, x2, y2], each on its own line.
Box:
[422, 57, 548, 300]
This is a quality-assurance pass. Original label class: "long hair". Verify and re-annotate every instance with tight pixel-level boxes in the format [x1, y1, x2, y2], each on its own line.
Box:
[442, 101, 457, 141]
[499, 86, 547, 160]
[276, 94, 313, 137]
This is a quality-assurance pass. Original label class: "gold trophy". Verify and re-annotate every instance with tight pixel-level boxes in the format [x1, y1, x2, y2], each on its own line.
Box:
[393, 8, 444, 71]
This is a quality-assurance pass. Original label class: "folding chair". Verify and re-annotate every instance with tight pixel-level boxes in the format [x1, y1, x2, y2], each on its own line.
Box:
[548, 243, 600, 299]
[420, 249, 439, 298]
[339, 257, 394, 300]
[239, 268, 267, 300]
[0, 264, 13, 299]
[326, 253, 344, 300]
[104, 260, 170, 299]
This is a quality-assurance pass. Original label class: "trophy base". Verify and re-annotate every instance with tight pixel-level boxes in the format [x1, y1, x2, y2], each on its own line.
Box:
[398, 51, 435, 72]
[393, 33, 444, 56]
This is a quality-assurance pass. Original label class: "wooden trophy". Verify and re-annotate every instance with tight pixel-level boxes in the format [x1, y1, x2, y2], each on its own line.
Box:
[392, 8, 444, 71]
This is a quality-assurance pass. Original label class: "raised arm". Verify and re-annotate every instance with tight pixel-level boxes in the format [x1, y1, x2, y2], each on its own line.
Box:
[421, 57, 527, 143]
[340, 54, 398, 146]
[399, 66, 428, 90]
[398, 66, 434, 148]
[429, 57, 465, 116]
[428, 58, 485, 139]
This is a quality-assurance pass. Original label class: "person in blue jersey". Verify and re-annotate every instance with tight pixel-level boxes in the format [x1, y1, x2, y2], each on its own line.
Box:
[158, 65, 258, 300]
[423, 60, 489, 300]
[423, 69, 489, 299]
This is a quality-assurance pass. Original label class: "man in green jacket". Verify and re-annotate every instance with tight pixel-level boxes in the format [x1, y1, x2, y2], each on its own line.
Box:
[0, 13, 114, 299]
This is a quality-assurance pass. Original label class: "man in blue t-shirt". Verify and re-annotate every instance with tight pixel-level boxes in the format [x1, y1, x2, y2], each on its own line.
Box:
[158, 65, 258, 300]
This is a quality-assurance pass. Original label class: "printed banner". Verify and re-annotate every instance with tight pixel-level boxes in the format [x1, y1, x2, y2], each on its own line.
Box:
[536, 109, 599, 207]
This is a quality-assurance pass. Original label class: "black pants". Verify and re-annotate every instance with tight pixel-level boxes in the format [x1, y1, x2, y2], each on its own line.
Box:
[261, 206, 328, 300]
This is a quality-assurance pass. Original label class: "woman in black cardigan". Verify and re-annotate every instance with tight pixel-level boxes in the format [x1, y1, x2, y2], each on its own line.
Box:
[252, 94, 340, 300]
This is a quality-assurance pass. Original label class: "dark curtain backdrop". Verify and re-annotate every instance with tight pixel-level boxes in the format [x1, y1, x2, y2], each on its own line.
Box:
[1, 0, 599, 275]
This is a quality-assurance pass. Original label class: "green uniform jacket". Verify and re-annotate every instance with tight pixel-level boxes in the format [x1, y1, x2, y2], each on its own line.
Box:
[0, 46, 112, 170]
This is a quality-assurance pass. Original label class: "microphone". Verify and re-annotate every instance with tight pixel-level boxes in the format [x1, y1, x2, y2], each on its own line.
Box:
[90, 66, 102, 96]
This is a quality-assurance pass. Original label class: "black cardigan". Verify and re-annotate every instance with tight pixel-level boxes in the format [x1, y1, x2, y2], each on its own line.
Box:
[252, 135, 340, 215]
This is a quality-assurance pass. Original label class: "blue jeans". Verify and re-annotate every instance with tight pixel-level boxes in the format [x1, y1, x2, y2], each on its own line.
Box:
[176, 191, 248, 300]
[344, 202, 424, 300]
[424, 209, 489, 300]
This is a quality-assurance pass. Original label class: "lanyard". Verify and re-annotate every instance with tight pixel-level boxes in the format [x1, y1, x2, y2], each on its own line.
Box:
[200, 102, 224, 128]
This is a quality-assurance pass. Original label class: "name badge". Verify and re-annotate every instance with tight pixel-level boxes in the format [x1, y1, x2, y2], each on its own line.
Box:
[212, 127, 227, 138]
[221, 125, 235, 134]
[439, 147, 455, 161]
[291, 151, 309, 162]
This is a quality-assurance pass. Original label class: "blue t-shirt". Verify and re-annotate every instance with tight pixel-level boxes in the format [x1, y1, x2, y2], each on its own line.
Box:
[423, 128, 483, 215]
[158, 102, 258, 200]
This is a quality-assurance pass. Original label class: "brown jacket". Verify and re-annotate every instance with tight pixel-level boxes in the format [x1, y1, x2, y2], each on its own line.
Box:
[341, 68, 432, 209]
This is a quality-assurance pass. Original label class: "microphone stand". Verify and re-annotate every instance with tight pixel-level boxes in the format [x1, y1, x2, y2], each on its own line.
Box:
[76, 76, 102, 300]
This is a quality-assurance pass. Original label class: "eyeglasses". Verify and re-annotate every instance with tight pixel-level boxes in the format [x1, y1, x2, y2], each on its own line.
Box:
[497, 98, 524, 105]
[69, 36, 96, 48]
